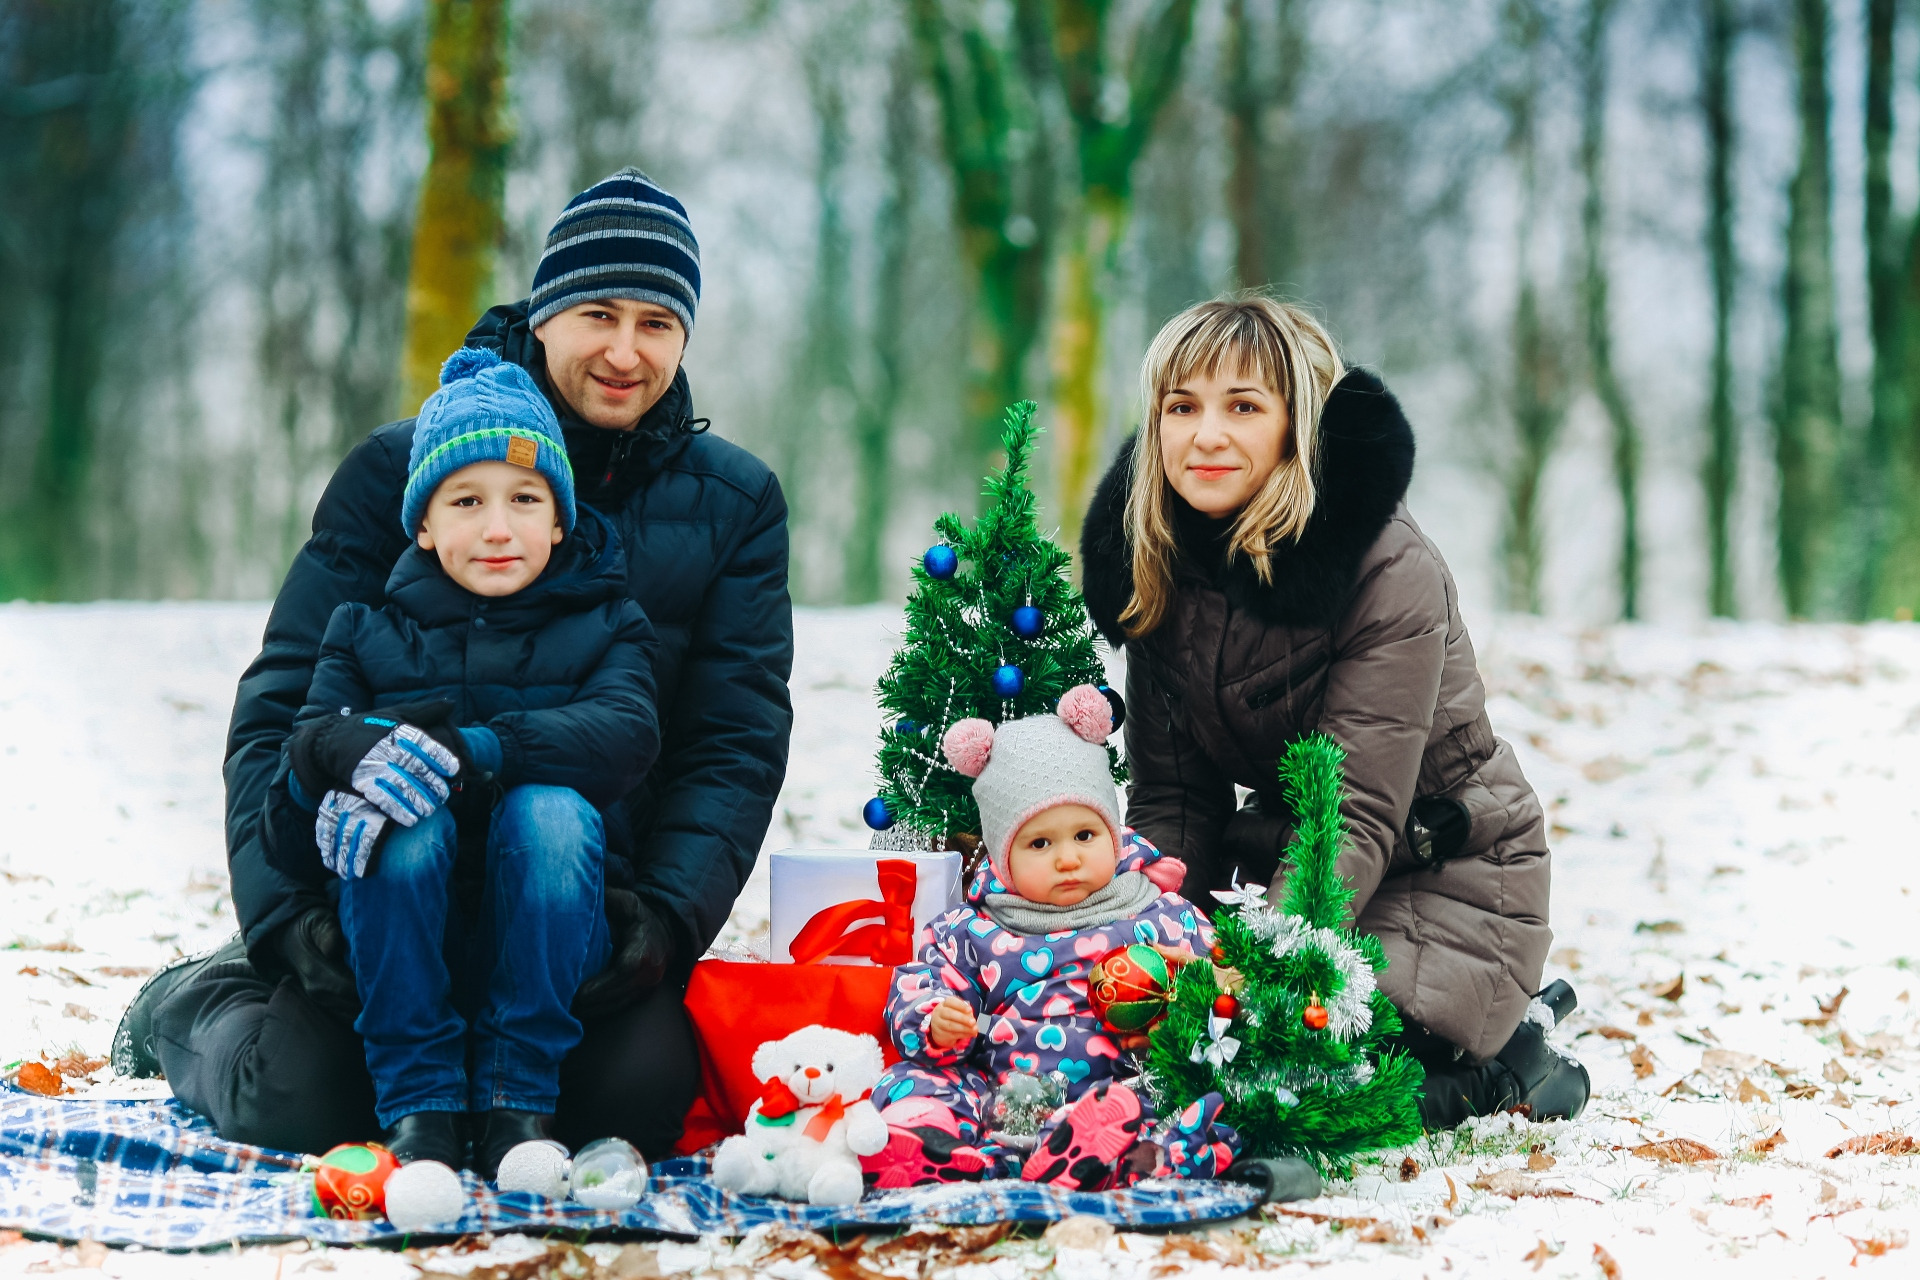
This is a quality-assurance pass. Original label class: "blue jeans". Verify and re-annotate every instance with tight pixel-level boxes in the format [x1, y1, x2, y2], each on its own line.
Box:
[335, 785, 612, 1127]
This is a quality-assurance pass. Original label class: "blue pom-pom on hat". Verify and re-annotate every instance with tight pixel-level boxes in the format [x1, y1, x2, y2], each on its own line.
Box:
[401, 346, 577, 536]
[439, 345, 502, 385]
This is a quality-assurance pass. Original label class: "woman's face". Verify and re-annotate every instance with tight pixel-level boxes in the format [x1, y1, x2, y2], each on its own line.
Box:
[1158, 365, 1290, 519]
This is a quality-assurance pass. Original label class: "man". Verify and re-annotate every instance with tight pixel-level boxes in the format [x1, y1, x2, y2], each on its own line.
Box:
[114, 169, 793, 1159]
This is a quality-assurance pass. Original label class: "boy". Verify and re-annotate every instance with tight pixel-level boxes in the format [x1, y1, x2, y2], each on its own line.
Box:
[264, 347, 658, 1191]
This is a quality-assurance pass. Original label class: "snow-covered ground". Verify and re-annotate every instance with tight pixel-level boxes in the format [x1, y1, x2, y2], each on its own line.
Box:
[2, 602, 1919, 1276]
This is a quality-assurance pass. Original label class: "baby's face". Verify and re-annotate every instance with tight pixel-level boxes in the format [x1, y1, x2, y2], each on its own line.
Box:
[417, 460, 563, 596]
[1005, 803, 1117, 906]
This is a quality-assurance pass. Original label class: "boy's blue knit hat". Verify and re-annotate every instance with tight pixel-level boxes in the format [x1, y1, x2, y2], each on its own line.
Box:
[528, 167, 700, 334]
[401, 347, 576, 537]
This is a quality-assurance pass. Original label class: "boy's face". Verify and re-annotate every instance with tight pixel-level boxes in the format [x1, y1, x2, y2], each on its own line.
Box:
[417, 460, 563, 597]
[1006, 803, 1118, 906]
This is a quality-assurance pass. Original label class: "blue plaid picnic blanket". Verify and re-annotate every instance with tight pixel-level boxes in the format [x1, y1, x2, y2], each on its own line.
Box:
[0, 1086, 1261, 1247]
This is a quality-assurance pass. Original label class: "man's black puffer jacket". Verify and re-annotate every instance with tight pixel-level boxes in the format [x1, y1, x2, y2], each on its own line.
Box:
[261, 507, 661, 886]
[226, 301, 794, 979]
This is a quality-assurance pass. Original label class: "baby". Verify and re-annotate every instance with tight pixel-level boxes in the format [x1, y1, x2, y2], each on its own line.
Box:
[862, 685, 1240, 1191]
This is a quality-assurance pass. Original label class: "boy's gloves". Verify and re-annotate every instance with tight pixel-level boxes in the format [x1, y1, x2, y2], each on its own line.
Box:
[316, 789, 387, 878]
[574, 889, 675, 1018]
[289, 700, 466, 826]
[275, 905, 361, 1023]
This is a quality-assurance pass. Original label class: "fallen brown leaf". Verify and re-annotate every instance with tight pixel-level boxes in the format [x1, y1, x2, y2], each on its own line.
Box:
[1736, 1078, 1771, 1103]
[1527, 1150, 1556, 1171]
[1749, 1129, 1787, 1155]
[1043, 1216, 1114, 1251]
[1444, 1173, 1460, 1212]
[1847, 1231, 1909, 1260]
[1661, 1078, 1701, 1098]
[31, 941, 82, 954]
[1592, 1243, 1622, 1279]
[1822, 1059, 1854, 1084]
[1523, 1239, 1561, 1271]
[1630, 1138, 1719, 1163]
[1825, 1131, 1918, 1158]
[1701, 1048, 1761, 1074]
[93, 966, 153, 979]
[52, 1052, 105, 1080]
[1785, 1081, 1820, 1100]
[1650, 974, 1685, 1001]
[1629, 1044, 1656, 1078]
[61, 1003, 96, 1023]
[1399, 1155, 1420, 1182]
[1637, 1009, 1655, 1026]
[1470, 1169, 1589, 1200]
[1591, 1025, 1637, 1041]
[14, 966, 37, 977]
[14, 1062, 63, 1097]
[1636, 919, 1685, 934]
[1727, 1193, 1773, 1209]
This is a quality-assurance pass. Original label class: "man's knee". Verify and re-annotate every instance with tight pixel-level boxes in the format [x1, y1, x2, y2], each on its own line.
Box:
[155, 967, 376, 1154]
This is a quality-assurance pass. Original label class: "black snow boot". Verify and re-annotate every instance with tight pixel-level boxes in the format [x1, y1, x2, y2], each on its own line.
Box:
[386, 1112, 466, 1168]
[1416, 981, 1590, 1130]
[472, 1109, 555, 1182]
[110, 933, 251, 1079]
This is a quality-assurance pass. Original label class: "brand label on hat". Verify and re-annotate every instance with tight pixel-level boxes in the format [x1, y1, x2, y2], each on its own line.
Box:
[506, 436, 539, 468]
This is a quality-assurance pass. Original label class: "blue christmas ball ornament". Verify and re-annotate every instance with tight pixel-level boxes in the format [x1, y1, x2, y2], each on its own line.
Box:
[923, 545, 959, 579]
[862, 796, 895, 830]
[1010, 605, 1044, 638]
[991, 664, 1025, 698]
[895, 719, 920, 736]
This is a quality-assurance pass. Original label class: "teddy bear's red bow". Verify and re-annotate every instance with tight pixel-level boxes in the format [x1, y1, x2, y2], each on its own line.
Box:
[753, 1077, 872, 1142]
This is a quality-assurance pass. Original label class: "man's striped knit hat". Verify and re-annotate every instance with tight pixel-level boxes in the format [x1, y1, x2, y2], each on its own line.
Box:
[401, 347, 576, 536]
[527, 167, 701, 335]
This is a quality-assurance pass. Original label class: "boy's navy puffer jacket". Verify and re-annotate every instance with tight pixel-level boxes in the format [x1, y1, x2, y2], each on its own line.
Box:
[263, 506, 660, 888]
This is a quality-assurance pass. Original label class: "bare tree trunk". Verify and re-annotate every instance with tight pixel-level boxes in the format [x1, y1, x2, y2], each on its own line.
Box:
[1223, 0, 1307, 291]
[846, 40, 918, 604]
[1577, 0, 1641, 619]
[1859, 0, 1900, 615]
[1775, 0, 1843, 619]
[1499, 0, 1569, 615]
[400, 0, 511, 413]
[1701, 0, 1738, 617]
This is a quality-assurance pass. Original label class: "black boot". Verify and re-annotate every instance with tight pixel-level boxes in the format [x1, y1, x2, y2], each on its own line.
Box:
[386, 1112, 466, 1167]
[473, 1109, 555, 1182]
[110, 933, 251, 1079]
[1415, 985, 1591, 1130]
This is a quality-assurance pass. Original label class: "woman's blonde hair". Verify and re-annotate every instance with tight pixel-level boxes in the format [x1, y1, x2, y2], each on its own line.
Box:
[1120, 294, 1345, 638]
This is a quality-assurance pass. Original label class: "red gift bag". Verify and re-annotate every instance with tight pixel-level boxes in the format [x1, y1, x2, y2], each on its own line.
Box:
[675, 960, 900, 1154]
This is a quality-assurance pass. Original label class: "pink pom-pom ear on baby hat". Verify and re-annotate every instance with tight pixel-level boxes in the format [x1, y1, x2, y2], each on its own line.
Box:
[1056, 684, 1113, 745]
[942, 718, 996, 778]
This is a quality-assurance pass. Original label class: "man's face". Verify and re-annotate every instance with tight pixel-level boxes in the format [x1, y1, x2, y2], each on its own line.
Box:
[417, 460, 564, 597]
[535, 297, 687, 431]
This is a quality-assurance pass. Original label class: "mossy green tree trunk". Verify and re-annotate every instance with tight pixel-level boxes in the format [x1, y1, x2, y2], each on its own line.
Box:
[1775, 0, 1843, 619]
[1701, 0, 1739, 617]
[908, 0, 1057, 496]
[400, 0, 511, 415]
[1037, 0, 1197, 544]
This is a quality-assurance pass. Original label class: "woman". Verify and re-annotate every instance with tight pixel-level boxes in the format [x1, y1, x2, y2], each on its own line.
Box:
[1079, 295, 1587, 1127]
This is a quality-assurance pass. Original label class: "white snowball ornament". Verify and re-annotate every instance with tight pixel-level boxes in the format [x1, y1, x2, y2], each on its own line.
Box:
[382, 1160, 465, 1233]
[495, 1139, 570, 1200]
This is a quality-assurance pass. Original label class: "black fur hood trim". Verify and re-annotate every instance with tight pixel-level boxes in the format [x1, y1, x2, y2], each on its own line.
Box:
[1079, 366, 1417, 644]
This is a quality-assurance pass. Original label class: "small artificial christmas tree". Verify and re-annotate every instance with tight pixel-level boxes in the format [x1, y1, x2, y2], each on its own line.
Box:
[865, 400, 1117, 854]
[1145, 733, 1425, 1172]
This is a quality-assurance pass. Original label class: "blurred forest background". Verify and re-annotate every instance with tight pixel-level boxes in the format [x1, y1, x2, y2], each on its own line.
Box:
[5, 0, 1920, 625]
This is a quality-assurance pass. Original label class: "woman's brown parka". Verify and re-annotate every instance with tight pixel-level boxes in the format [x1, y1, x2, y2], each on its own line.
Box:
[1080, 368, 1551, 1062]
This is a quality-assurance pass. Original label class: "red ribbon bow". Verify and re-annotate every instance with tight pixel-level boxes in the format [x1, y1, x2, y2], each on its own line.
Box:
[800, 1089, 873, 1142]
[787, 858, 919, 966]
[756, 1076, 801, 1121]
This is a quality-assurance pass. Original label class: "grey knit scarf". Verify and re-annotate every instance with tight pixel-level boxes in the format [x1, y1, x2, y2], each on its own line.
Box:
[983, 870, 1162, 937]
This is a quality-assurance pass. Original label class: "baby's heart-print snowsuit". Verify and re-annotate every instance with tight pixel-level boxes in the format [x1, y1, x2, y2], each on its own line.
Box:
[873, 829, 1211, 1138]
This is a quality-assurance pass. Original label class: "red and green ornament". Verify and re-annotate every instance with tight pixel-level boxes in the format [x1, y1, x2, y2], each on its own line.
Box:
[1088, 943, 1174, 1033]
[311, 1142, 399, 1220]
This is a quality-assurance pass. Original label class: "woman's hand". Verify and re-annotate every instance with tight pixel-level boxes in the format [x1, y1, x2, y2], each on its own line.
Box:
[928, 997, 979, 1049]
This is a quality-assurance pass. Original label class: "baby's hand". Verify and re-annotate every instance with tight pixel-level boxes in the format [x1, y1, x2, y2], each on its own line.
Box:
[928, 997, 978, 1049]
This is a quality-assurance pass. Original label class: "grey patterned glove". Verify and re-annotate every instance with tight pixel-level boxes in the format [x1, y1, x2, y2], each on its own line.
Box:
[316, 789, 388, 878]
[350, 724, 462, 826]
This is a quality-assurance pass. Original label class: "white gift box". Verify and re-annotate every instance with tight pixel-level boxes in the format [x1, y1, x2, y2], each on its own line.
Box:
[768, 849, 963, 966]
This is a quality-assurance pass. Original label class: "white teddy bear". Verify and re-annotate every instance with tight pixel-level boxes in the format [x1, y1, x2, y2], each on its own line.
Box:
[710, 1025, 889, 1205]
